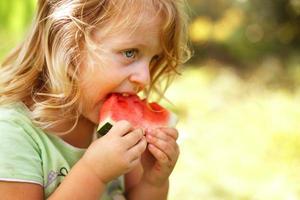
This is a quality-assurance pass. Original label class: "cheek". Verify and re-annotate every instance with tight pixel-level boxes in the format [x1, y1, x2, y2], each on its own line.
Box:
[79, 56, 130, 103]
[79, 69, 116, 104]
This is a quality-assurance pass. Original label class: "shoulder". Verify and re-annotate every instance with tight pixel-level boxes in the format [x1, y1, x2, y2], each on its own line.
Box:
[0, 102, 33, 125]
[0, 103, 44, 186]
[0, 102, 41, 153]
[0, 102, 39, 135]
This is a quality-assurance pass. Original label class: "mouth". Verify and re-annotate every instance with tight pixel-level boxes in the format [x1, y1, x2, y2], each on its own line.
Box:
[107, 92, 138, 98]
[120, 92, 136, 97]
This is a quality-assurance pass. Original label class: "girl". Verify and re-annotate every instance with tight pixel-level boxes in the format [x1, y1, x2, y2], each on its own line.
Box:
[0, 0, 190, 199]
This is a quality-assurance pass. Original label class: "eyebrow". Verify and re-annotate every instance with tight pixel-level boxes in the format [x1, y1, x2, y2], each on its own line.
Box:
[116, 41, 162, 54]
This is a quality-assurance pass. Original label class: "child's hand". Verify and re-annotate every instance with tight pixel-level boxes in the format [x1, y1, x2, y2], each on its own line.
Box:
[81, 120, 147, 184]
[141, 127, 180, 187]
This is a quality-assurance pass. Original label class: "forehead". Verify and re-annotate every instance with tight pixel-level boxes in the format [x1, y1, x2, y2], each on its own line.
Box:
[117, 14, 162, 42]
[93, 11, 163, 49]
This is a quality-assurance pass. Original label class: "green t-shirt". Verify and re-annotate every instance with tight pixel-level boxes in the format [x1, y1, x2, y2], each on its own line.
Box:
[0, 103, 124, 199]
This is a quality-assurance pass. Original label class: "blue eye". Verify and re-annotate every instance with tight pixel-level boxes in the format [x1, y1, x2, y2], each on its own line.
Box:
[123, 49, 137, 59]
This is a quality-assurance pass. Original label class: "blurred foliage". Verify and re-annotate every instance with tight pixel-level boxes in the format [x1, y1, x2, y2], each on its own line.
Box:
[167, 65, 300, 200]
[1, 0, 300, 200]
[1, 0, 300, 69]
[188, 0, 300, 77]
[0, 0, 36, 60]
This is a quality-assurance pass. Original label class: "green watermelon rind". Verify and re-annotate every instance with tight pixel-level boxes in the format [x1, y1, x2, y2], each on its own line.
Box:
[97, 122, 113, 137]
[97, 117, 115, 137]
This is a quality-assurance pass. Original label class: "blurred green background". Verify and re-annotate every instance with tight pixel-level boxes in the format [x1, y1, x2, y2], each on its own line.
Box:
[1, 0, 300, 199]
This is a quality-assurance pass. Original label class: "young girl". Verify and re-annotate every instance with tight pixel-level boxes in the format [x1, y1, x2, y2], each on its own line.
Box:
[0, 0, 190, 199]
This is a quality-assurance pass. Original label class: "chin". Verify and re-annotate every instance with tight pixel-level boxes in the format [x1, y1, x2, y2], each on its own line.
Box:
[80, 109, 99, 126]
[87, 112, 99, 125]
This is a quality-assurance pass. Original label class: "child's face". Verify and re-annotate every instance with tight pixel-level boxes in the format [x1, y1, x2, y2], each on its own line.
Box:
[79, 14, 163, 125]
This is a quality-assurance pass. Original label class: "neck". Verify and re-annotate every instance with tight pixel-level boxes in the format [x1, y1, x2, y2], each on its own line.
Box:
[51, 116, 96, 149]
[23, 100, 95, 148]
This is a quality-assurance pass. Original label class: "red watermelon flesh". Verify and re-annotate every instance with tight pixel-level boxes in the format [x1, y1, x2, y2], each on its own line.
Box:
[97, 93, 177, 136]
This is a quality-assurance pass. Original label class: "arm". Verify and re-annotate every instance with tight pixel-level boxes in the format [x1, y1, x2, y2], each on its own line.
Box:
[0, 160, 105, 200]
[0, 182, 44, 200]
[48, 159, 105, 199]
[50, 121, 147, 199]
[0, 121, 147, 200]
[125, 164, 169, 200]
[125, 127, 179, 200]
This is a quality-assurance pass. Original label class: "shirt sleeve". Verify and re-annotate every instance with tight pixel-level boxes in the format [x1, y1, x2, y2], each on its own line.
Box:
[0, 120, 43, 186]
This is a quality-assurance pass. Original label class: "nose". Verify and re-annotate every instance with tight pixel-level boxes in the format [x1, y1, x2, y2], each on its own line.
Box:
[129, 61, 151, 89]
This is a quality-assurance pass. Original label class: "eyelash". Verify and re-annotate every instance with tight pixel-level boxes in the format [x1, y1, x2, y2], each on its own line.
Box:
[122, 49, 138, 59]
[121, 49, 162, 64]
[152, 55, 160, 62]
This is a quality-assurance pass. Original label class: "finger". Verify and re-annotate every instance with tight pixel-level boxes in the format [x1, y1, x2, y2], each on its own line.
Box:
[148, 143, 179, 171]
[109, 120, 132, 136]
[123, 157, 141, 174]
[148, 128, 173, 142]
[147, 144, 169, 165]
[128, 157, 141, 170]
[127, 136, 147, 161]
[157, 127, 179, 140]
[146, 134, 179, 162]
[123, 128, 145, 149]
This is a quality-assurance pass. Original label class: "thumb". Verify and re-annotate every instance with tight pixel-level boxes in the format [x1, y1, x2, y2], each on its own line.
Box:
[107, 120, 133, 137]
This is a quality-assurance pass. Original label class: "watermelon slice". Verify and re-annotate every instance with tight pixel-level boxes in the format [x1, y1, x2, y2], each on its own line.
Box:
[97, 93, 178, 136]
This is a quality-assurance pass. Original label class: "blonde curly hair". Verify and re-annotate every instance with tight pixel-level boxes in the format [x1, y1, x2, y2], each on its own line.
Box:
[0, 0, 191, 134]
